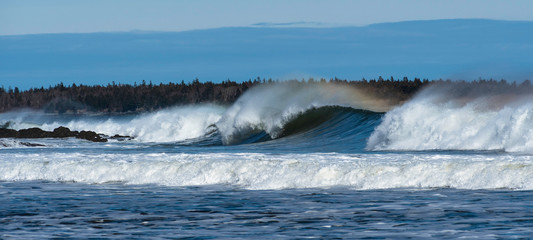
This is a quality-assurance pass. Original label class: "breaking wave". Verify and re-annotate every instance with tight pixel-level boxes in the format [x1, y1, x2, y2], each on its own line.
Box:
[4, 82, 533, 154]
[3, 82, 533, 190]
[2, 152, 532, 190]
[40, 105, 225, 142]
[0, 83, 387, 146]
[367, 83, 533, 153]
[214, 83, 387, 144]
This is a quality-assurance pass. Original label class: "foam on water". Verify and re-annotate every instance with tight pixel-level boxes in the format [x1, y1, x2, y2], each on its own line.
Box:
[0, 110, 45, 130]
[2, 152, 532, 190]
[0, 139, 41, 148]
[36, 105, 225, 142]
[0, 83, 389, 145]
[4, 82, 533, 152]
[368, 84, 533, 153]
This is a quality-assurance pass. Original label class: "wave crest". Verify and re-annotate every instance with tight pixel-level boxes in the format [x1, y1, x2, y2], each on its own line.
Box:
[39, 105, 225, 142]
[1, 83, 389, 145]
[215, 82, 386, 144]
[367, 83, 533, 152]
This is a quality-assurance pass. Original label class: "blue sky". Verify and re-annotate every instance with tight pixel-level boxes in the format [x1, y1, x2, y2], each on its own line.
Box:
[2, 0, 533, 35]
[1, 1, 533, 89]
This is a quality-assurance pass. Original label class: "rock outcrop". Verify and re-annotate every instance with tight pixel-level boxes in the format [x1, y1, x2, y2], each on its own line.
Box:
[0, 126, 118, 142]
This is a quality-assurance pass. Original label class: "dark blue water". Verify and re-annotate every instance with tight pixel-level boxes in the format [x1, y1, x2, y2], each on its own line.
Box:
[2, 181, 533, 239]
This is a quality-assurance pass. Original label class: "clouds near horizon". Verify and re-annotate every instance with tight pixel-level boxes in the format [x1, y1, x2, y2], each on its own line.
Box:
[1, 0, 533, 35]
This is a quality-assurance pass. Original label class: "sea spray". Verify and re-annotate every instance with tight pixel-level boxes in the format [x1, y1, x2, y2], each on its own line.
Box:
[1, 83, 392, 144]
[39, 105, 226, 142]
[215, 82, 390, 144]
[367, 83, 533, 152]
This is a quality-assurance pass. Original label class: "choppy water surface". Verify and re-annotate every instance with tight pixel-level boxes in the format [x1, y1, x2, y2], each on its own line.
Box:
[2, 83, 533, 238]
[2, 182, 533, 239]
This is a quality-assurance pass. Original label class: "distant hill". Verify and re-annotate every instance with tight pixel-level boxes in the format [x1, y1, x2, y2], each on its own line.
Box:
[1, 19, 532, 89]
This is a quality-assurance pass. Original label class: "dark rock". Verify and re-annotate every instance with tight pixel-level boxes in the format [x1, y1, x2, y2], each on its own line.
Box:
[0, 126, 120, 143]
[17, 128, 48, 138]
[20, 142, 46, 147]
[110, 134, 134, 141]
[77, 131, 108, 142]
[0, 128, 17, 138]
[52, 126, 77, 138]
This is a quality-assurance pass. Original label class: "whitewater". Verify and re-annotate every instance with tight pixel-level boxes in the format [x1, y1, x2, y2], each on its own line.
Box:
[2, 82, 533, 238]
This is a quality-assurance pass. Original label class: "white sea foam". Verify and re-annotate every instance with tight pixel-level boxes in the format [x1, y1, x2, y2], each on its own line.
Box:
[0, 83, 387, 144]
[367, 84, 533, 153]
[37, 105, 225, 142]
[1, 152, 532, 190]
[0, 139, 43, 148]
[0, 109, 44, 130]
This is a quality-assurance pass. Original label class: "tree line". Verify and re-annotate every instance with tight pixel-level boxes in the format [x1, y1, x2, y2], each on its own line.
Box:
[0, 77, 528, 113]
[0, 78, 254, 113]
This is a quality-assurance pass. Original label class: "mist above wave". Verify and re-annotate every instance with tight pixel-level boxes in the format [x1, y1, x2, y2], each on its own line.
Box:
[367, 82, 533, 152]
[36, 105, 225, 142]
[1, 82, 389, 144]
[9, 81, 533, 151]
[215, 82, 390, 144]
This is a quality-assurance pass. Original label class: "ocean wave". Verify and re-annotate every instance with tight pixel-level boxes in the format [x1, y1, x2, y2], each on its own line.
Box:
[1, 152, 532, 190]
[367, 83, 533, 153]
[34, 105, 226, 142]
[5, 82, 533, 153]
[215, 82, 386, 144]
[1, 83, 386, 145]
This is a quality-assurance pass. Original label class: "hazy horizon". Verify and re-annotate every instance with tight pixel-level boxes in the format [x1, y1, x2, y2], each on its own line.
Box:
[2, 0, 533, 35]
[2, 19, 533, 90]
[3, 17, 533, 36]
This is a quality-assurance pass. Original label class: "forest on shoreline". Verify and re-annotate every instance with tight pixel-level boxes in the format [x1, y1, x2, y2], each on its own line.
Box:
[0, 77, 527, 114]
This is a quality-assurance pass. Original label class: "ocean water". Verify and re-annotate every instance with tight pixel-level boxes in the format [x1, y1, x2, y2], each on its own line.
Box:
[2, 83, 533, 238]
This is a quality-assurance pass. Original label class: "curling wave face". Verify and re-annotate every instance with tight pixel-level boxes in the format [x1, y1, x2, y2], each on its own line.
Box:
[4, 82, 533, 190]
[4, 82, 533, 154]
[214, 82, 388, 144]
[0, 82, 388, 146]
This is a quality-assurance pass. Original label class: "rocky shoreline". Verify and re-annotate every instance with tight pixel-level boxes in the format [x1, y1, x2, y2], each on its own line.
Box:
[0, 126, 132, 143]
